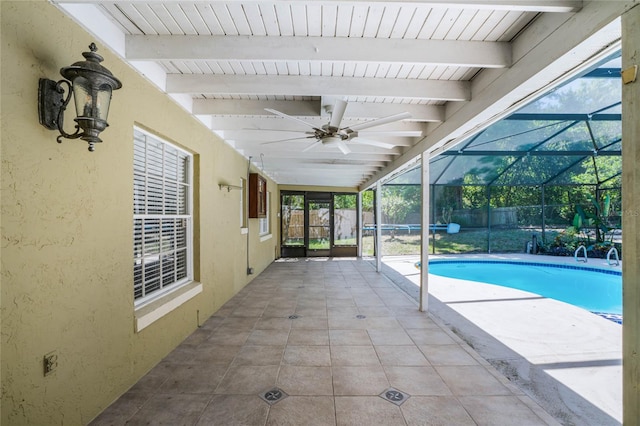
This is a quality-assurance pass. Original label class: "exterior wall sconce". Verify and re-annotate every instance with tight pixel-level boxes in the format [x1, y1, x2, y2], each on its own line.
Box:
[38, 43, 122, 152]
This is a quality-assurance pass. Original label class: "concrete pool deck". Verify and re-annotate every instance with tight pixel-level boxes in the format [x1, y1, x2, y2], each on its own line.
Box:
[379, 254, 622, 426]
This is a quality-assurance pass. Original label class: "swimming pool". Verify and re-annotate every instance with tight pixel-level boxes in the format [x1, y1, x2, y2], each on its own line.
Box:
[428, 261, 622, 320]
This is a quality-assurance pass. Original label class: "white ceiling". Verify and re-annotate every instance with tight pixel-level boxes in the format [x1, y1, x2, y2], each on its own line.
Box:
[54, 0, 628, 189]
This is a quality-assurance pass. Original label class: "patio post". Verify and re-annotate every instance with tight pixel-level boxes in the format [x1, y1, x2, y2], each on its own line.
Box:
[375, 180, 382, 272]
[622, 5, 640, 423]
[420, 154, 430, 312]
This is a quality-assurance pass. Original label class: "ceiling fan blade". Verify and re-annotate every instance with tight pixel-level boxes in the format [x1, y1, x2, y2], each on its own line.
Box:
[358, 130, 423, 138]
[261, 136, 315, 145]
[336, 141, 351, 155]
[329, 100, 348, 129]
[302, 141, 322, 152]
[346, 112, 412, 132]
[264, 108, 320, 131]
[353, 138, 396, 149]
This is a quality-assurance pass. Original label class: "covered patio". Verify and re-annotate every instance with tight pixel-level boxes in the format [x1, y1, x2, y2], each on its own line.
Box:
[90, 258, 559, 425]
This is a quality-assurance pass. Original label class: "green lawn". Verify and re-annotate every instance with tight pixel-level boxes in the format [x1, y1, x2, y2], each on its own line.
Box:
[362, 228, 561, 256]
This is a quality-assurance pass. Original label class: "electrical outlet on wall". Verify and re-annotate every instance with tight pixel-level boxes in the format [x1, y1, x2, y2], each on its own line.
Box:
[43, 351, 58, 376]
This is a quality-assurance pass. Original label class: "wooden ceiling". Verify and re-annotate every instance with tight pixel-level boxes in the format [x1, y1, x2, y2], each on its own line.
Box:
[53, 1, 627, 188]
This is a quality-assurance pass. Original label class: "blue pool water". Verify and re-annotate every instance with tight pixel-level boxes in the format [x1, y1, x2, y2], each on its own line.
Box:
[428, 261, 622, 316]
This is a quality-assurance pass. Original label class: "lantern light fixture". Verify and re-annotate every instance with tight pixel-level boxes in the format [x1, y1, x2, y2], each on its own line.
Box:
[38, 43, 122, 152]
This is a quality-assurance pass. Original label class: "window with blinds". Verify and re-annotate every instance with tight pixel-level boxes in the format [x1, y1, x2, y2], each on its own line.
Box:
[133, 129, 192, 303]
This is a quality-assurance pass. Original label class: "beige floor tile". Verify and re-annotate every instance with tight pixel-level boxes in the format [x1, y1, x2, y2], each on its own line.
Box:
[368, 329, 414, 345]
[123, 393, 211, 426]
[375, 345, 430, 366]
[406, 327, 456, 345]
[254, 317, 294, 330]
[435, 366, 512, 396]
[206, 329, 251, 346]
[196, 395, 269, 426]
[190, 343, 241, 365]
[267, 396, 336, 426]
[421, 344, 478, 366]
[232, 345, 285, 366]
[401, 396, 476, 426]
[335, 396, 405, 426]
[288, 329, 330, 345]
[384, 366, 452, 396]
[158, 364, 228, 394]
[332, 366, 389, 395]
[328, 316, 368, 330]
[88, 393, 149, 426]
[290, 316, 329, 329]
[215, 365, 279, 395]
[246, 329, 290, 346]
[331, 345, 380, 366]
[283, 345, 332, 366]
[396, 316, 438, 329]
[329, 329, 371, 345]
[277, 365, 333, 395]
[460, 395, 550, 425]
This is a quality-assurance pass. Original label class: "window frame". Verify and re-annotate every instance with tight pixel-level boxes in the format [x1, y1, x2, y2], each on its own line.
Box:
[133, 127, 194, 307]
[259, 190, 271, 237]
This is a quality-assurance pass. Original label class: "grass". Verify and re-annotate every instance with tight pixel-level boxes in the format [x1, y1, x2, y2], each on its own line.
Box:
[362, 228, 562, 256]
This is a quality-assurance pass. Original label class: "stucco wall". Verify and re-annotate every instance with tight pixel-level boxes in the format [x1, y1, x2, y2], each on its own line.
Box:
[0, 1, 277, 424]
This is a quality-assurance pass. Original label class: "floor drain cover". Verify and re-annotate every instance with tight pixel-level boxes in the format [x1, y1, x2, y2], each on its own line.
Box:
[379, 387, 410, 406]
[288, 314, 299, 320]
[259, 387, 288, 405]
[356, 314, 366, 319]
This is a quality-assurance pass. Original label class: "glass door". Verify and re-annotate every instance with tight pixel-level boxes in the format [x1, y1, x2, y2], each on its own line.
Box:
[307, 200, 331, 256]
[281, 193, 306, 257]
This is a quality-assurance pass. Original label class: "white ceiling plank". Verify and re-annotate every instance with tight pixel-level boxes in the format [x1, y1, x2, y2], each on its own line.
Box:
[195, 4, 225, 35]
[432, 8, 462, 40]
[403, 6, 432, 39]
[307, 3, 323, 36]
[390, 6, 418, 38]
[417, 7, 446, 39]
[99, 3, 144, 35]
[446, 8, 479, 40]
[335, 4, 353, 37]
[349, 4, 369, 37]
[117, 3, 157, 34]
[258, 3, 280, 36]
[242, 3, 267, 36]
[143, 4, 174, 35]
[56, 1, 583, 14]
[226, 3, 252, 35]
[290, 3, 308, 36]
[211, 4, 238, 35]
[321, 4, 338, 36]
[162, 3, 197, 35]
[166, 74, 470, 101]
[126, 35, 511, 68]
[361, 5, 384, 37]
[179, 3, 210, 35]
[274, 3, 294, 36]
[376, 5, 401, 38]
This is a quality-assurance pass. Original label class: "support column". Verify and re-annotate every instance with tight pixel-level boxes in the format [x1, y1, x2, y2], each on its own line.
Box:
[357, 190, 363, 258]
[376, 181, 383, 272]
[420, 154, 430, 312]
[622, 5, 640, 424]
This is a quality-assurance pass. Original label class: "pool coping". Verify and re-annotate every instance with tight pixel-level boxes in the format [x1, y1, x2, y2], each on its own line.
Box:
[378, 254, 622, 426]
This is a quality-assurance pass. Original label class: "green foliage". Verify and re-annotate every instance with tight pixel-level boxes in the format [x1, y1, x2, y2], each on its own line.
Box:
[571, 193, 614, 244]
[381, 185, 420, 224]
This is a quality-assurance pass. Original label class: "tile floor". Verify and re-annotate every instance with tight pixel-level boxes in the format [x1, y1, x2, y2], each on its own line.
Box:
[90, 258, 559, 425]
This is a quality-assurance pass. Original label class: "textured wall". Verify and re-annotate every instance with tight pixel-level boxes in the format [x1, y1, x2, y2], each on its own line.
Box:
[0, 1, 277, 424]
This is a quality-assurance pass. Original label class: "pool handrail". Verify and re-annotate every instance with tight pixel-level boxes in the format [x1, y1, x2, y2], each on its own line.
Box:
[574, 245, 588, 263]
[607, 246, 620, 266]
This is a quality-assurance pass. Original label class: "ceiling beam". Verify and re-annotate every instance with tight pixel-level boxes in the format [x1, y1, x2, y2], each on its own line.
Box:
[54, 0, 582, 13]
[207, 117, 428, 132]
[167, 74, 470, 101]
[193, 99, 444, 122]
[127, 35, 511, 68]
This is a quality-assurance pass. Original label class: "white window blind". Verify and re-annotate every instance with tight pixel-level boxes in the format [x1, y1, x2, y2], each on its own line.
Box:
[133, 129, 192, 303]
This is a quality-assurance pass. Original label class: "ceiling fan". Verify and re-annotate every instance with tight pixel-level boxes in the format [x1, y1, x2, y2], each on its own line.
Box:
[261, 100, 417, 155]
